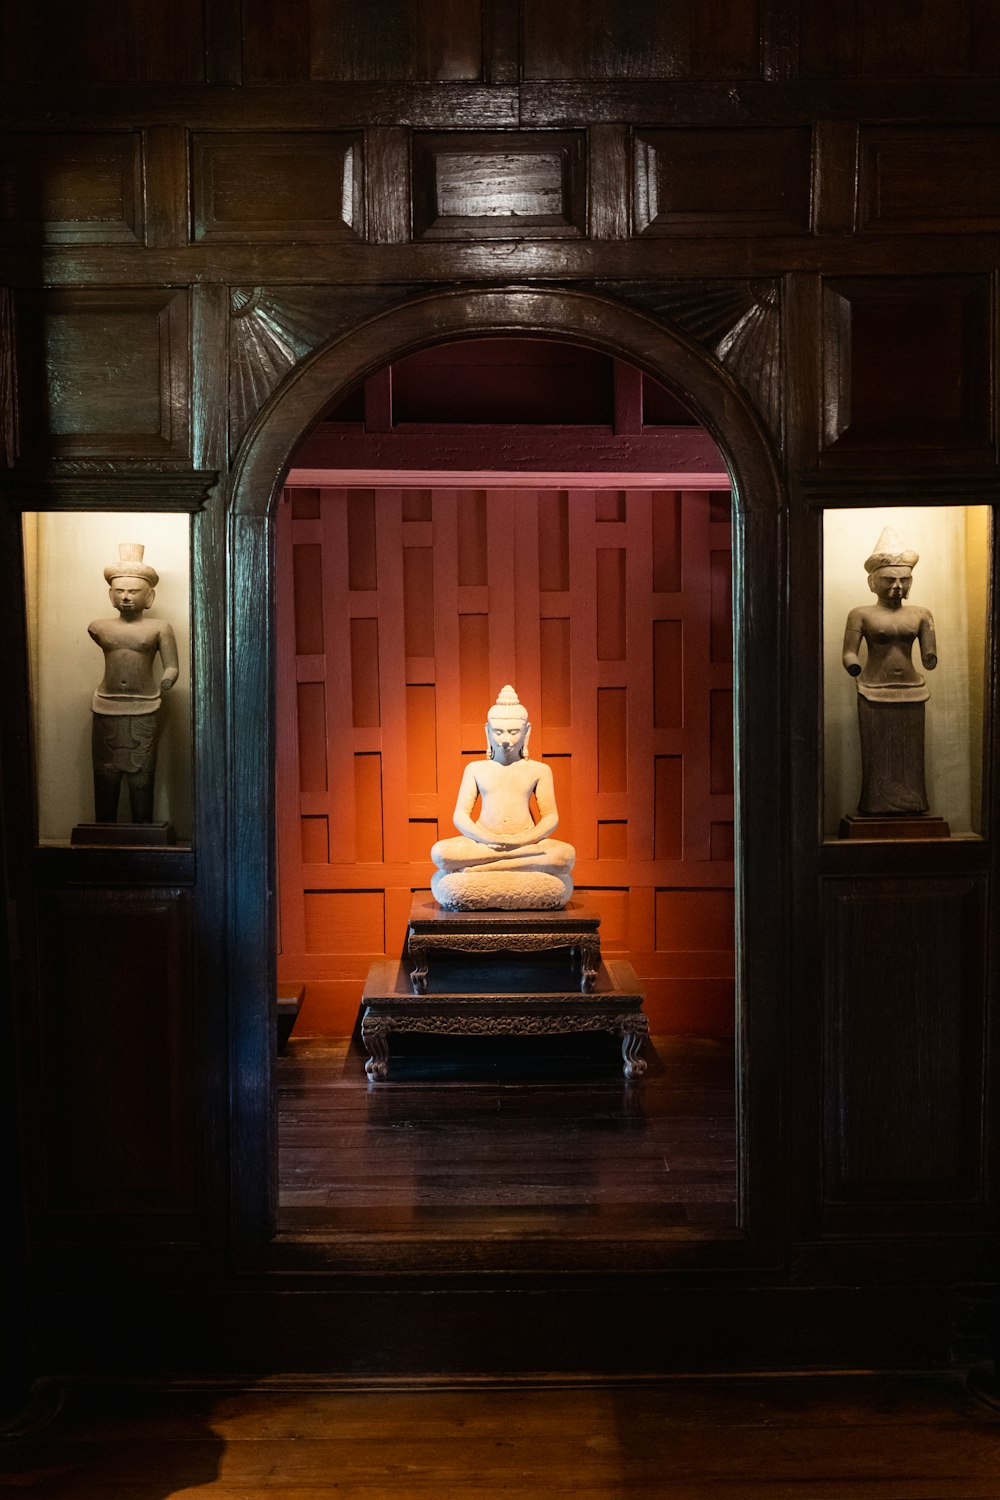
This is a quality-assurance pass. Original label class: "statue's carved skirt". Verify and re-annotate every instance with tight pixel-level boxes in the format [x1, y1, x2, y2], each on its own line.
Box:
[857, 697, 928, 816]
[92, 709, 161, 777]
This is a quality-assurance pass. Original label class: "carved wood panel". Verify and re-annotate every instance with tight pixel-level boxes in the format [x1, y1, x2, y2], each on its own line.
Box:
[634, 129, 811, 236]
[799, 1, 1000, 78]
[192, 132, 363, 242]
[821, 276, 992, 460]
[859, 127, 1000, 233]
[1, 0, 206, 83]
[242, 0, 483, 82]
[822, 876, 989, 1222]
[15, 288, 190, 458]
[0, 132, 143, 244]
[412, 132, 585, 240]
[276, 485, 734, 1034]
[33, 885, 197, 1226]
[523, 0, 762, 79]
[827, 876, 989, 1230]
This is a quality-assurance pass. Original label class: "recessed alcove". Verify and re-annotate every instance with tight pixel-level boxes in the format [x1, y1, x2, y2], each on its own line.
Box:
[272, 337, 739, 1235]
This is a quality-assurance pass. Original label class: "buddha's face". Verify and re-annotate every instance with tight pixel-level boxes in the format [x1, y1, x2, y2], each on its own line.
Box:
[109, 576, 153, 617]
[486, 713, 529, 763]
[869, 566, 912, 607]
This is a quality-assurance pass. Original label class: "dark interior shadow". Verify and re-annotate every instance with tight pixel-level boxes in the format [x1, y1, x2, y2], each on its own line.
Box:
[0, 1382, 226, 1497]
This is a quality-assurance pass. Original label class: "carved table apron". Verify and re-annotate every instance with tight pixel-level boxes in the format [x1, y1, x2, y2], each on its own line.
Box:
[361, 955, 648, 1083]
[406, 896, 602, 995]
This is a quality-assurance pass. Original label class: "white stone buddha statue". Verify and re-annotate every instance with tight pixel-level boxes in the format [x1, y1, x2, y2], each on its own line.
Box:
[430, 685, 576, 910]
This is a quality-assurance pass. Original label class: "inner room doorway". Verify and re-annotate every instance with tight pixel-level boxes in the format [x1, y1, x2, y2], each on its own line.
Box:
[273, 337, 738, 1235]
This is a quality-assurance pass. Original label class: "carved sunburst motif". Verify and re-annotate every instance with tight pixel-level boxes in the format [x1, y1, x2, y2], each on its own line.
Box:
[597, 279, 782, 436]
[230, 288, 332, 449]
[228, 279, 783, 454]
[228, 284, 425, 451]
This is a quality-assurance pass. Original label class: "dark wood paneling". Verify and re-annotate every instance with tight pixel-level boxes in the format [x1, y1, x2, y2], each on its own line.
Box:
[192, 132, 363, 242]
[388, 339, 616, 425]
[821, 276, 992, 459]
[822, 876, 988, 1213]
[589, 125, 631, 241]
[365, 128, 411, 244]
[0, 132, 143, 245]
[859, 127, 1000, 233]
[242, 0, 482, 83]
[0, 0, 206, 83]
[34, 886, 196, 1223]
[523, 0, 762, 80]
[799, 0, 1000, 79]
[634, 128, 811, 236]
[240, 0, 312, 83]
[413, 133, 586, 241]
[143, 126, 190, 249]
[15, 288, 190, 459]
[311, 0, 482, 82]
[810, 121, 859, 236]
[0, 286, 18, 467]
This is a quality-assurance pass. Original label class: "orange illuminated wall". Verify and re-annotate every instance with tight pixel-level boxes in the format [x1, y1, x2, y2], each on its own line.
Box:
[276, 484, 734, 1035]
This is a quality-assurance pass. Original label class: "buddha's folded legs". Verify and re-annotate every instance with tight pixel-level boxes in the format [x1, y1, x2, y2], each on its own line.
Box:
[431, 835, 575, 875]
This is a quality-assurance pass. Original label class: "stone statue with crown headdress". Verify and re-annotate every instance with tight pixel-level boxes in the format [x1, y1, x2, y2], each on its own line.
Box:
[87, 542, 179, 824]
[430, 685, 576, 909]
[841, 525, 941, 824]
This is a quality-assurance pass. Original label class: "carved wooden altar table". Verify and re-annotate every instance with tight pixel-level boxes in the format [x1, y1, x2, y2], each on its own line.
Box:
[361, 953, 648, 1083]
[406, 896, 602, 995]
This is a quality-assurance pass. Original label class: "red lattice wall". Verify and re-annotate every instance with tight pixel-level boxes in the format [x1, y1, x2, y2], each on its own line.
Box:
[276, 484, 734, 1035]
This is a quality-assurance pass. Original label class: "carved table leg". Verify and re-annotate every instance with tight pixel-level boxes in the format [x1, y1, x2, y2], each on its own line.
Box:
[362, 1010, 390, 1081]
[621, 1029, 647, 1080]
[579, 937, 599, 992]
[407, 937, 428, 995]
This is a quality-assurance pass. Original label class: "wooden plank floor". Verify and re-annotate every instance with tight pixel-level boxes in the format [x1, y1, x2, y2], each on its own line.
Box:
[278, 1033, 737, 1231]
[4, 1373, 1000, 1497]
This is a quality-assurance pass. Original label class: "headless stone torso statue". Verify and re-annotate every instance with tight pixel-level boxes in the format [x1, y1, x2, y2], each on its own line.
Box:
[88, 543, 178, 824]
[431, 685, 575, 910]
[841, 526, 938, 819]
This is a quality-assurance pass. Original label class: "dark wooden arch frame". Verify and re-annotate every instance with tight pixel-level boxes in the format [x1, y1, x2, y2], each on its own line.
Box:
[224, 285, 788, 1275]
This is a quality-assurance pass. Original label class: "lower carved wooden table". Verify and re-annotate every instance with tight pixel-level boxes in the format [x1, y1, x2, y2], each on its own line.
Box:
[361, 954, 648, 1083]
[406, 896, 602, 994]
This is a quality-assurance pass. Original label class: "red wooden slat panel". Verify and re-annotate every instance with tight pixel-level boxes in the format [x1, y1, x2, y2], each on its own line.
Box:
[277, 483, 734, 1035]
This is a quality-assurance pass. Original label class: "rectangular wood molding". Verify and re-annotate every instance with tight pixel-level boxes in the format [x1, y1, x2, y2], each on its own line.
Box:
[821, 276, 993, 460]
[859, 126, 1000, 233]
[413, 132, 585, 240]
[15, 288, 191, 459]
[634, 128, 811, 237]
[33, 885, 198, 1225]
[0, 131, 143, 244]
[192, 131, 363, 242]
[822, 875, 989, 1216]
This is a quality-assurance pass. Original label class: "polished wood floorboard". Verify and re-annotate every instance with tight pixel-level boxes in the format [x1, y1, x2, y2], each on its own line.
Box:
[4, 1374, 1000, 1497]
[278, 1033, 737, 1232]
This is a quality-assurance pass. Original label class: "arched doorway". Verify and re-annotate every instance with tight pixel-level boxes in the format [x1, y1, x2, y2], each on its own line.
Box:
[226, 287, 786, 1273]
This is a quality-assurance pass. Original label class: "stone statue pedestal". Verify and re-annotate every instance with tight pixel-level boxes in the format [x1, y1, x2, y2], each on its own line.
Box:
[360, 953, 648, 1085]
[839, 814, 950, 840]
[71, 821, 177, 846]
[406, 895, 601, 995]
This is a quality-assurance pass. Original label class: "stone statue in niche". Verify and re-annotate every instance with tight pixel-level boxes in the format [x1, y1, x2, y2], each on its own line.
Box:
[841, 526, 947, 835]
[431, 684, 576, 910]
[88, 542, 179, 825]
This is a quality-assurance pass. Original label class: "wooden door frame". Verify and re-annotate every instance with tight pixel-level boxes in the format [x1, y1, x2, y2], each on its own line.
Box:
[225, 285, 788, 1276]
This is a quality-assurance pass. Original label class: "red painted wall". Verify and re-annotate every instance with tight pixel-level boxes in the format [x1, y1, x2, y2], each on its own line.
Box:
[276, 480, 734, 1036]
